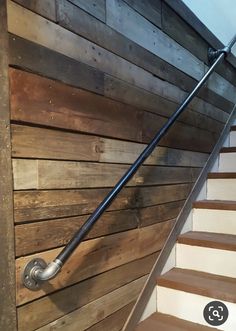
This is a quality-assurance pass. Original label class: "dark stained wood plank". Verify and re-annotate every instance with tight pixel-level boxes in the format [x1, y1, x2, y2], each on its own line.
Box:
[16, 220, 174, 305]
[142, 111, 219, 153]
[14, 183, 193, 222]
[0, 2, 17, 330]
[17, 254, 155, 330]
[139, 200, 184, 227]
[15, 209, 138, 256]
[12, 159, 201, 190]
[157, 268, 236, 303]
[9, 34, 104, 95]
[123, 0, 161, 28]
[13, 0, 56, 21]
[208, 172, 236, 179]
[10, 68, 142, 143]
[68, 0, 106, 22]
[220, 147, 236, 153]
[162, 2, 236, 87]
[178, 231, 236, 251]
[104, 75, 227, 127]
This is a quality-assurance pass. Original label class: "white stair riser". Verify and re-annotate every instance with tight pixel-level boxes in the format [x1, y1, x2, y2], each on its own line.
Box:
[176, 244, 236, 278]
[219, 153, 236, 172]
[193, 208, 236, 235]
[207, 178, 236, 200]
[229, 131, 236, 147]
[157, 286, 236, 331]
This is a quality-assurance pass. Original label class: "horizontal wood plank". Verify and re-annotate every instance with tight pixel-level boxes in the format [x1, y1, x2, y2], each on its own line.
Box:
[8, 1, 234, 113]
[15, 209, 138, 256]
[18, 254, 156, 330]
[12, 159, 201, 190]
[13, 0, 56, 21]
[37, 276, 146, 331]
[11, 124, 209, 167]
[16, 220, 174, 305]
[14, 183, 193, 222]
[10, 68, 142, 143]
[9, 34, 104, 95]
[68, 0, 106, 22]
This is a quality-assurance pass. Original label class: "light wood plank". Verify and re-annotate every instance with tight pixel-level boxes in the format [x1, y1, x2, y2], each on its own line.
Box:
[16, 220, 174, 305]
[13, 0, 56, 21]
[12, 159, 201, 190]
[37, 276, 146, 331]
[14, 183, 193, 222]
[18, 254, 156, 331]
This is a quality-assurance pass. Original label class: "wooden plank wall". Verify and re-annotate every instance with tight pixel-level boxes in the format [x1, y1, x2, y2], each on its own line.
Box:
[6, 0, 236, 330]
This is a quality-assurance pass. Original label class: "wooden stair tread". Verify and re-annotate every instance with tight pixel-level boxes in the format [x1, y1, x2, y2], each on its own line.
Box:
[220, 147, 236, 153]
[193, 199, 236, 210]
[135, 312, 219, 330]
[178, 231, 236, 251]
[208, 172, 236, 179]
[157, 268, 236, 303]
[230, 126, 236, 131]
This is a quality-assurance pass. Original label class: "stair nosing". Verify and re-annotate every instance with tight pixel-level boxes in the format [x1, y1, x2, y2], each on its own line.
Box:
[193, 200, 236, 210]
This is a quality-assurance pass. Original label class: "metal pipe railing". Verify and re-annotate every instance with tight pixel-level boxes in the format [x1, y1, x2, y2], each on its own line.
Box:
[23, 34, 236, 290]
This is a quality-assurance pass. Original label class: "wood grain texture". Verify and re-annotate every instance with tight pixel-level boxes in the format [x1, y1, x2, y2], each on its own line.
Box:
[8, 1, 233, 113]
[0, 2, 17, 330]
[12, 159, 201, 190]
[37, 276, 146, 331]
[14, 183, 193, 222]
[15, 209, 138, 256]
[136, 312, 218, 331]
[157, 268, 236, 303]
[18, 254, 156, 330]
[68, 0, 106, 22]
[161, 2, 236, 87]
[123, 0, 161, 28]
[193, 200, 236, 210]
[11, 124, 209, 167]
[10, 68, 141, 143]
[86, 302, 135, 331]
[178, 231, 236, 251]
[16, 220, 174, 305]
[9, 34, 104, 95]
[13, 0, 56, 21]
[104, 75, 228, 126]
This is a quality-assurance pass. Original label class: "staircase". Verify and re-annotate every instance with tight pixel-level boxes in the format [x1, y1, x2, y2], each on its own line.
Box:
[135, 125, 236, 330]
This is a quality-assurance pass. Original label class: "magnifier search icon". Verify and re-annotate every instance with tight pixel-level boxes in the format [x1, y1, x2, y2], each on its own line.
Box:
[212, 310, 220, 319]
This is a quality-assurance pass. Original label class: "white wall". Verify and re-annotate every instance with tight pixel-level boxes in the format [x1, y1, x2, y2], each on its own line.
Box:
[182, 0, 236, 56]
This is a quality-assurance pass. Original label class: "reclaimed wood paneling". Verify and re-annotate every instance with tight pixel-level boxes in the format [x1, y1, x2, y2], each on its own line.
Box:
[13, 0, 57, 21]
[69, 0, 106, 22]
[16, 220, 174, 305]
[12, 124, 209, 166]
[17, 254, 156, 330]
[9, 35, 104, 95]
[12, 159, 201, 190]
[161, 2, 236, 87]
[15, 209, 138, 256]
[36, 276, 147, 331]
[0, 3, 17, 330]
[14, 183, 193, 222]
[8, 0, 234, 113]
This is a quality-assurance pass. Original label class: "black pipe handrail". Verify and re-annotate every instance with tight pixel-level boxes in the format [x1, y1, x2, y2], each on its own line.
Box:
[23, 34, 236, 290]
